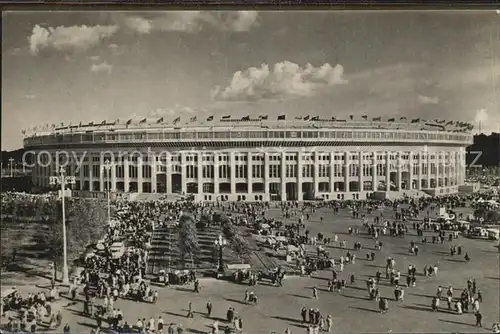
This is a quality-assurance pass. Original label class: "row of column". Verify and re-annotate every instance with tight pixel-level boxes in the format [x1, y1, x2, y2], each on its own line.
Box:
[73, 150, 465, 195]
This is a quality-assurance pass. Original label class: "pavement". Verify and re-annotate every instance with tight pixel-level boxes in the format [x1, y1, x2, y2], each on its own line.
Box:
[2, 204, 499, 333]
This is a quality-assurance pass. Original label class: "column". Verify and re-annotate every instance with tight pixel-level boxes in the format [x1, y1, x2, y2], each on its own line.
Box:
[358, 151, 363, 192]
[329, 152, 335, 194]
[89, 161, 94, 192]
[111, 160, 117, 192]
[230, 152, 236, 195]
[417, 152, 423, 189]
[213, 153, 219, 195]
[455, 151, 460, 186]
[124, 158, 130, 192]
[151, 154, 157, 193]
[166, 152, 172, 194]
[99, 155, 105, 192]
[197, 152, 203, 195]
[137, 156, 143, 193]
[371, 151, 377, 191]
[313, 151, 319, 196]
[297, 150, 303, 200]
[180, 152, 187, 195]
[397, 152, 402, 191]
[280, 151, 286, 201]
[247, 152, 253, 195]
[79, 155, 84, 190]
[344, 152, 350, 193]
[385, 151, 390, 191]
[426, 152, 431, 188]
[408, 152, 414, 190]
[264, 153, 270, 194]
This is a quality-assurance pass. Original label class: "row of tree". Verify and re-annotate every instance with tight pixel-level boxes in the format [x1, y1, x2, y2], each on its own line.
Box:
[1, 195, 107, 278]
[177, 212, 251, 268]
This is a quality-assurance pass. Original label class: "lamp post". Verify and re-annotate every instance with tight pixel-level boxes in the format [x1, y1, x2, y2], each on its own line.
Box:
[9, 157, 14, 177]
[214, 234, 227, 273]
[103, 159, 112, 224]
[49, 166, 76, 285]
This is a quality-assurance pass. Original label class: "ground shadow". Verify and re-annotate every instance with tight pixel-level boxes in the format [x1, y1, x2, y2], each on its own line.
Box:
[348, 306, 379, 313]
[289, 294, 310, 299]
[342, 294, 370, 301]
[164, 311, 188, 318]
[438, 319, 477, 327]
[271, 316, 302, 323]
[223, 298, 247, 305]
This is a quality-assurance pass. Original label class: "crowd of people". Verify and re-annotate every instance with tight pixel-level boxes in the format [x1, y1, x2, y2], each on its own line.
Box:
[1, 188, 499, 333]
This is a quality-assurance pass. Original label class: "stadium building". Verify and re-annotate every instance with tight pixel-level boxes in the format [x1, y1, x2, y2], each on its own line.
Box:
[23, 118, 474, 201]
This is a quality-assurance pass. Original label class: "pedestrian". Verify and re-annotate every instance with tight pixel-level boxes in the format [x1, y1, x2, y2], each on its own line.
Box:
[475, 312, 482, 327]
[312, 287, 318, 299]
[206, 300, 212, 317]
[187, 302, 194, 318]
[63, 323, 70, 334]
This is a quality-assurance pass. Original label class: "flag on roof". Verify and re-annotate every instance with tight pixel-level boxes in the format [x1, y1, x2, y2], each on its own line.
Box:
[362, 115, 368, 120]
[101, 120, 106, 125]
[372, 117, 382, 121]
[311, 116, 319, 121]
[388, 118, 395, 122]
[206, 115, 214, 121]
[221, 115, 230, 119]
[126, 119, 132, 126]
[241, 115, 250, 121]
[190, 116, 197, 122]
[139, 118, 147, 124]
[157, 117, 164, 124]
[277, 115, 286, 120]
[411, 118, 420, 123]
[295, 116, 303, 120]
[400, 116, 407, 120]
[349, 115, 354, 120]
[331, 117, 336, 121]
[259, 115, 268, 120]
[445, 120, 453, 125]
[303, 115, 310, 121]
[88, 122, 94, 126]
[173, 116, 181, 124]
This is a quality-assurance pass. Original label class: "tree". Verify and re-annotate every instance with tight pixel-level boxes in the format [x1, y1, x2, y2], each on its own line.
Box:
[41, 197, 107, 280]
[178, 213, 200, 268]
[230, 234, 251, 263]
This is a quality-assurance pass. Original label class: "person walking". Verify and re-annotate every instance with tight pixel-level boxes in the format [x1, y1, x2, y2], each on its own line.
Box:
[312, 287, 318, 300]
[206, 300, 212, 318]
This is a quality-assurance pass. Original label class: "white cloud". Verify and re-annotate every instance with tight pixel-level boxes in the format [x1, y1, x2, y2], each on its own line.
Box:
[90, 61, 113, 74]
[23, 94, 36, 100]
[417, 94, 439, 104]
[117, 11, 258, 34]
[108, 43, 119, 49]
[212, 61, 347, 102]
[10, 48, 21, 55]
[28, 24, 119, 55]
[89, 55, 101, 62]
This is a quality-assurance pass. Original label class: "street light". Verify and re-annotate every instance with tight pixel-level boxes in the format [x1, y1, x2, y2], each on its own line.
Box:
[103, 159, 113, 224]
[9, 157, 14, 177]
[49, 166, 76, 285]
[214, 234, 227, 273]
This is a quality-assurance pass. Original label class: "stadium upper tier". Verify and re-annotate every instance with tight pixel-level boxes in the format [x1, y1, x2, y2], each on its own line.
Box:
[23, 120, 473, 149]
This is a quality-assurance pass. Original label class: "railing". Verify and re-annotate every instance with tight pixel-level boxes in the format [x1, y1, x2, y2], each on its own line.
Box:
[24, 127, 473, 148]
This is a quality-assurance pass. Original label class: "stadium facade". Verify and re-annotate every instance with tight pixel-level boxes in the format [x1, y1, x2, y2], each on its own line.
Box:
[23, 119, 474, 201]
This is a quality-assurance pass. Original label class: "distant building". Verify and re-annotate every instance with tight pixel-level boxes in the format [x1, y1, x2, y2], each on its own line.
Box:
[23, 119, 473, 201]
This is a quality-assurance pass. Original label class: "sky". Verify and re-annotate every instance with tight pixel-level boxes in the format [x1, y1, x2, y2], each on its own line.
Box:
[2, 10, 499, 150]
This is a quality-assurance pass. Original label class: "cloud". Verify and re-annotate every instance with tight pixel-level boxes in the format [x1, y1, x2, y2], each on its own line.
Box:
[475, 108, 489, 123]
[417, 94, 439, 104]
[90, 61, 113, 74]
[212, 61, 347, 102]
[10, 48, 21, 55]
[149, 105, 202, 118]
[22, 94, 36, 100]
[116, 11, 258, 34]
[28, 24, 119, 55]
[89, 55, 101, 61]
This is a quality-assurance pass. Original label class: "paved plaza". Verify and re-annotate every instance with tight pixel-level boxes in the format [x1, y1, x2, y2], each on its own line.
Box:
[2, 204, 499, 333]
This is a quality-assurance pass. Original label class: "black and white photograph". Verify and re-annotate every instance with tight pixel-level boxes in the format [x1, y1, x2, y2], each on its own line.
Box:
[1, 9, 499, 334]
